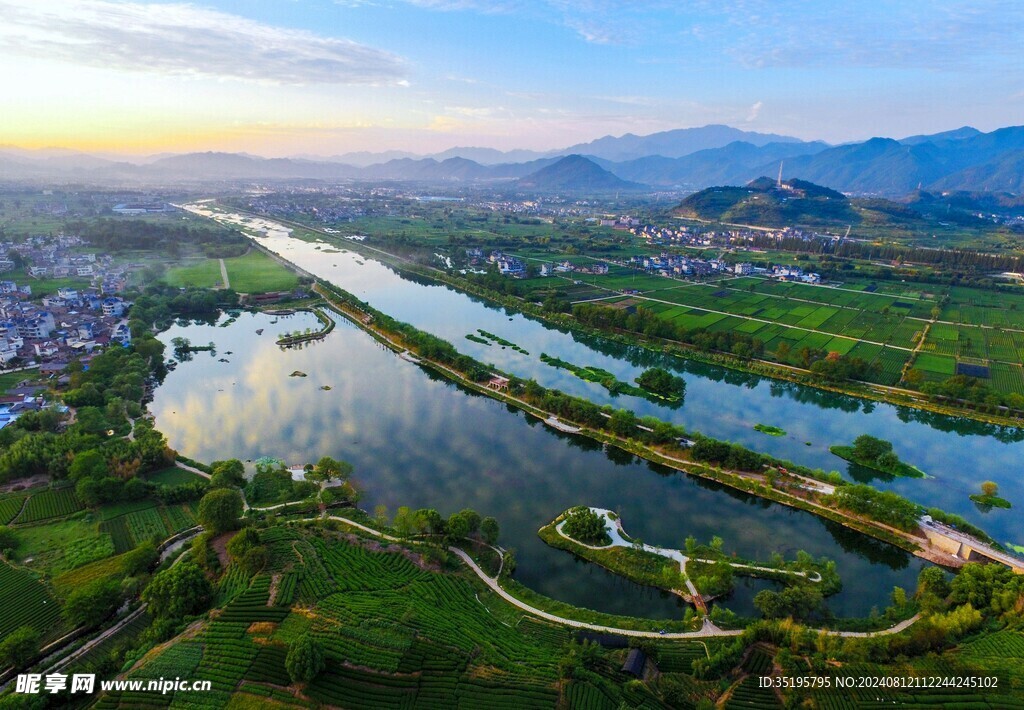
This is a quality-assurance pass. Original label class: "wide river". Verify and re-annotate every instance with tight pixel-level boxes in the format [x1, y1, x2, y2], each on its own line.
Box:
[151, 208, 1024, 621]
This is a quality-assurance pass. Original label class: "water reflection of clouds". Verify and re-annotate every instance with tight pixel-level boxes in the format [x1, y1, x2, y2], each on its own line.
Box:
[154, 311, 926, 617]
[242, 229, 1024, 545]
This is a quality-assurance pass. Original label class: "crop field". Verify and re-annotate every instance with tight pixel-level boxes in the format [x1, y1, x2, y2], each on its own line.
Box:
[915, 319, 1024, 395]
[52, 550, 135, 597]
[0, 559, 64, 641]
[11, 517, 117, 576]
[93, 522, 1024, 708]
[225, 250, 299, 293]
[0, 491, 29, 524]
[633, 281, 924, 352]
[725, 675, 780, 708]
[514, 262, 1024, 394]
[14, 486, 84, 523]
[105, 528, 698, 708]
[93, 500, 196, 554]
[96, 512, 133, 548]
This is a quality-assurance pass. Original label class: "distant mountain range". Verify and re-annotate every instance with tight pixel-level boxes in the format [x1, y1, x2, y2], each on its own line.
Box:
[2, 124, 1024, 196]
[516, 155, 644, 192]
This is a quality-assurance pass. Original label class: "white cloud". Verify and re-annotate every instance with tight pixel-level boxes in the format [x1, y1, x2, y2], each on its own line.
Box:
[746, 101, 763, 122]
[0, 0, 407, 85]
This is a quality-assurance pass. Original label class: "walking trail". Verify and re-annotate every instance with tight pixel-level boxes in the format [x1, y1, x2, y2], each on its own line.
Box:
[321, 513, 920, 640]
[554, 508, 822, 613]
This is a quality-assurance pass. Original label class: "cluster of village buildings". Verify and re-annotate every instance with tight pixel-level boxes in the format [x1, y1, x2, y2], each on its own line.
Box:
[0, 234, 128, 293]
[0, 235, 133, 370]
[624, 253, 821, 283]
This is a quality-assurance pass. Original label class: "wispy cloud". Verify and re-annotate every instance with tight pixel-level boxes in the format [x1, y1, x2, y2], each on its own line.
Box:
[708, 1, 1024, 71]
[746, 101, 763, 122]
[0, 0, 407, 85]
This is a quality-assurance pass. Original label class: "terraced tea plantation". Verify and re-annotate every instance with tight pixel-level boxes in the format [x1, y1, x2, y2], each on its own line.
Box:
[95, 525, 681, 708]
[85, 522, 1024, 709]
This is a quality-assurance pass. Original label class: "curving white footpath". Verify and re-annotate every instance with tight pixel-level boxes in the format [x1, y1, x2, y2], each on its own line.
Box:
[323, 514, 919, 640]
[556, 508, 823, 591]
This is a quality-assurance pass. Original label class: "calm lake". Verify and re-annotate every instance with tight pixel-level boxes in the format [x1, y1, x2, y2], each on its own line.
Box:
[152, 207, 1024, 621]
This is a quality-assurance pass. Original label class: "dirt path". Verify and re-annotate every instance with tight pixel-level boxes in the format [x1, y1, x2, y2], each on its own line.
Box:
[219, 258, 230, 289]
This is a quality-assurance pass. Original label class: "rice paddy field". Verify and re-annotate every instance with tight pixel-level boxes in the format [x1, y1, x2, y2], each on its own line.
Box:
[515, 263, 1024, 396]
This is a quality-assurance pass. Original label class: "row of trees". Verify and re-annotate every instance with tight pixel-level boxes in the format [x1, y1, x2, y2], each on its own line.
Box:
[72, 218, 248, 258]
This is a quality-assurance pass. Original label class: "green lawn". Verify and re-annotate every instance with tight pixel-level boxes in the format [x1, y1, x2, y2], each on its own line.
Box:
[223, 250, 298, 293]
[164, 258, 223, 288]
[163, 250, 298, 293]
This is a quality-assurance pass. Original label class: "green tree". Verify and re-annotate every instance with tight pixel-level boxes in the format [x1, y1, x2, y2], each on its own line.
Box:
[445, 511, 471, 543]
[0, 525, 18, 552]
[607, 409, 637, 438]
[635, 367, 686, 398]
[239, 546, 268, 576]
[876, 451, 900, 470]
[285, 636, 325, 684]
[65, 578, 122, 627]
[68, 449, 108, 481]
[562, 507, 607, 545]
[142, 562, 213, 619]
[480, 516, 500, 545]
[312, 456, 353, 484]
[851, 434, 893, 462]
[393, 506, 414, 537]
[458, 508, 481, 534]
[197, 488, 243, 534]
[123, 541, 158, 576]
[415, 508, 445, 535]
[210, 459, 245, 489]
[0, 626, 40, 670]
[226, 527, 261, 561]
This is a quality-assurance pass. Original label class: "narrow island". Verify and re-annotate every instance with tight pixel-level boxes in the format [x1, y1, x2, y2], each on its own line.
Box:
[540, 355, 683, 403]
[754, 423, 787, 437]
[830, 434, 927, 479]
[539, 506, 839, 617]
[970, 481, 1012, 509]
[472, 329, 530, 354]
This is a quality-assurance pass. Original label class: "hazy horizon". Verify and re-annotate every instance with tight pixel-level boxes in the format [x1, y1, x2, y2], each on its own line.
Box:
[2, 1, 1021, 157]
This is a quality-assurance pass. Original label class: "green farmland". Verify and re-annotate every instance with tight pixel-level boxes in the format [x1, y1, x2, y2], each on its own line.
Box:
[514, 262, 1024, 397]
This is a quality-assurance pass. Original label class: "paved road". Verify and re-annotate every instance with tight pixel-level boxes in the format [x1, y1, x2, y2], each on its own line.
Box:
[174, 460, 211, 480]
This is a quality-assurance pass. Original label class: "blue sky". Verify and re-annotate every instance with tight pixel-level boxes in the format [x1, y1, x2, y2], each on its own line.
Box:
[1, 0, 1020, 155]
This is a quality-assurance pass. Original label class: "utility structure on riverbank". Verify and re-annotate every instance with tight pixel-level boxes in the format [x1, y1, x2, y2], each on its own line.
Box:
[921, 517, 1024, 573]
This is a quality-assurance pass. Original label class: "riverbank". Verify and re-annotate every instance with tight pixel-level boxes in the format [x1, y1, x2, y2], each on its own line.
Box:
[318, 512, 923, 640]
[239, 207, 1024, 429]
[309, 280, 993, 574]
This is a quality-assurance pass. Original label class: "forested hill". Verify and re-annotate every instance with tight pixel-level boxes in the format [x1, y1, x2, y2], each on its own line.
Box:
[672, 177, 979, 232]
[674, 178, 860, 228]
